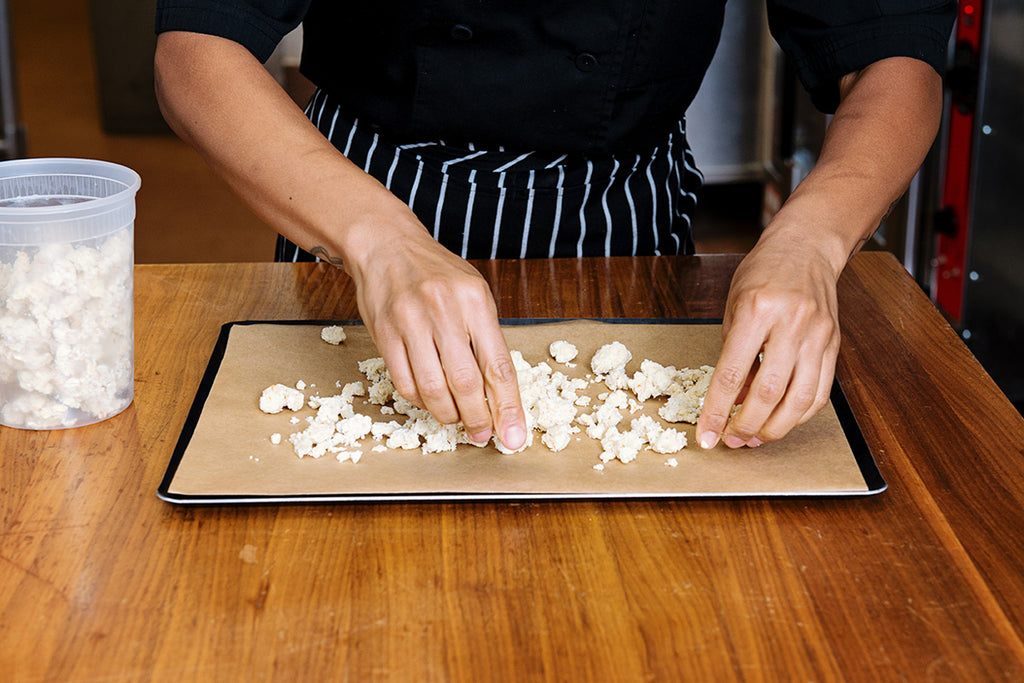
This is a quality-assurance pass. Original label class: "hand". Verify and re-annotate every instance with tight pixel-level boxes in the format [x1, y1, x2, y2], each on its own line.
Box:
[693, 58, 946, 450]
[695, 233, 842, 449]
[340, 206, 528, 450]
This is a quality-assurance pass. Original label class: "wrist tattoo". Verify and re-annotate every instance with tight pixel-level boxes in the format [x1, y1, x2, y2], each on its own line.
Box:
[310, 246, 345, 270]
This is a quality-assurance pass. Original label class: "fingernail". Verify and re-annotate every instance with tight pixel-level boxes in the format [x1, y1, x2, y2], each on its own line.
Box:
[699, 431, 719, 450]
[467, 429, 492, 447]
[504, 424, 526, 450]
[723, 435, 746, 449]
[749, 437, 764, 448]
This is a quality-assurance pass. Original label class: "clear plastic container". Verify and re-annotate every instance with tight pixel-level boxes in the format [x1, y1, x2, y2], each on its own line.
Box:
[0, 158, 140, 429]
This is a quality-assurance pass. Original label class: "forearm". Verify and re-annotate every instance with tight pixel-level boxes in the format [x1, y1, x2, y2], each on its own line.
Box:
[763, 56, 943, 276]
[153, 31, 411, 276]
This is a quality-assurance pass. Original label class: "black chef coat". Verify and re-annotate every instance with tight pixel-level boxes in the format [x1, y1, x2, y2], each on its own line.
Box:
[155, 0, 956, 156]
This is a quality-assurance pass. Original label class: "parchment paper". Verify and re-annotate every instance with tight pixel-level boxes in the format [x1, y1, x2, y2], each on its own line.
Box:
[159, 320, 880, 503]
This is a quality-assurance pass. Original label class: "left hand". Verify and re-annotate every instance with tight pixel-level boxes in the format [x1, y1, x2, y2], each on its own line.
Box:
[695, 56, 945, 449]
[695, 229, 842, 449]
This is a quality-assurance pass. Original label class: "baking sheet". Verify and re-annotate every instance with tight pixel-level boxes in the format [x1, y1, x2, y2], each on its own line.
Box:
[157, 320, 883, 504]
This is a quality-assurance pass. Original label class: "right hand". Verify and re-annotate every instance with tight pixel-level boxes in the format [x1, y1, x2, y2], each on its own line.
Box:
[339, 205, 528, 450]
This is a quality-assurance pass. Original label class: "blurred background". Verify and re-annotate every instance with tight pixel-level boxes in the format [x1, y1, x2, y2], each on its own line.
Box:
[2, 0, 1020, 410]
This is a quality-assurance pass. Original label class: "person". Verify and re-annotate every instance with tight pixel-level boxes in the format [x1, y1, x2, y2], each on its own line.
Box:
[153, 1, 956, 452]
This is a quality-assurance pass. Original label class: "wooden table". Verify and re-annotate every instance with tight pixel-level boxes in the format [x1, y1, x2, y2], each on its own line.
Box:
[3, 254, 1024, 681]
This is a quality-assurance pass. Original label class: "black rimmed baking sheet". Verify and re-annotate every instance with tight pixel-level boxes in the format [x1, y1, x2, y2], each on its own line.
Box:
[157, 319, 883, 504]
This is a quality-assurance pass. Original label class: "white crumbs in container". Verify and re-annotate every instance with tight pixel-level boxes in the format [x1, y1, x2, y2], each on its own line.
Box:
[320, 325, 346, 345]
[0, 158, 140, 430]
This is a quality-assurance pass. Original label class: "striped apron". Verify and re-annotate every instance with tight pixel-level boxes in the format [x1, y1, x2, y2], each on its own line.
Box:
[276, 89, 704, 262]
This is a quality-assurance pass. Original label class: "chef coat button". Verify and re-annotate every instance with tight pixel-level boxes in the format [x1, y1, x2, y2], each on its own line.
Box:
[450, 24, 474, 41]
[575, 52, 598, 72]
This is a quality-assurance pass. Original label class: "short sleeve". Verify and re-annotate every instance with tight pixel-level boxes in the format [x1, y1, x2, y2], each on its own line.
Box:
[766, 1, 957, 113]
[155, 0, 311, 62]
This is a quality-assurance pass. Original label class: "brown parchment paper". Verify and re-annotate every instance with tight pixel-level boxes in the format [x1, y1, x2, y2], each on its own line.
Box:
[165, 321, 871, 499]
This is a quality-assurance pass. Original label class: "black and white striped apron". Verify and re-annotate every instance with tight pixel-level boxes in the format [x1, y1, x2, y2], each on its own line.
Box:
[276, 89, 704, 262]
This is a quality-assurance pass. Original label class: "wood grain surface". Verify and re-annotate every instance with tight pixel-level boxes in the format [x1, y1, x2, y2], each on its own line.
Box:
[2, 254, 1023, 682]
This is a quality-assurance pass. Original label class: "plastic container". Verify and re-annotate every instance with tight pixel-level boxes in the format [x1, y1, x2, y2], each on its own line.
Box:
[0, 158, 140, 429]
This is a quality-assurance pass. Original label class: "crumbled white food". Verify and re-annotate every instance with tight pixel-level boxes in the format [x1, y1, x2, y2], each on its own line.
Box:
[627, 359, 679, 402]
[358, 357, 389, 384]
[270, 433, 282, 445]
[650, 427, 688, 454]
[0, 231, 133, 428]
[665, 458, 679, 468]
[320, 325, 347, 345]
[604, 389, 630, 410]
[423, 424, 461, 453]
[307, 393, 353, 421]
[590, 341, 632, 376]
[584, 403, 690, 464]
[584, 397, 626, 440]
[335, 449, 362, 463]
[259, 383, 305, 414]
[602, 368, 630, 391]
[287, 419, 333, 459]
[534, 395, 578, 432]
[370, 420, 401, 440]
[658, 366, 715, 424]
[599, 428, 645, 464]
[259, 327, 716, 468]
[334, 414, 373, 446]
[341, 381, 366, 402]
[629, 414, 664, 443]
[549, 340, 579, 364]
[541, 423, 575, 452]
[386, 427, 421, 450]
[295, 379, 307, 391]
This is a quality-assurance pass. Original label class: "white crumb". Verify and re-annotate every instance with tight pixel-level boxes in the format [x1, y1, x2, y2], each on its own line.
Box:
[320, 325, 347, 345]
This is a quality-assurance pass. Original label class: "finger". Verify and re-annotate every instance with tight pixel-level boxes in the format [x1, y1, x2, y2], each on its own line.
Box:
[796, 336, 839, 427]
[470, 321, 526, 450]
[721, 336, 799, 448]
[751, 346, 822, 443]
[403, 332, 461, 425]
[434, 327, 492, 442]
[696, 328, 764, 450]
[733, 353, 759, 406]
[373, 327, 422, 408]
